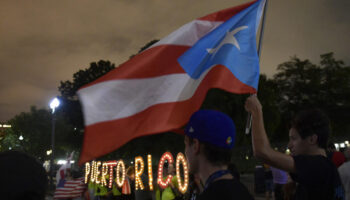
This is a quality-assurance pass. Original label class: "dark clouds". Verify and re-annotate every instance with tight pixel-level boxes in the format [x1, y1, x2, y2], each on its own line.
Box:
[0, 0, 349, 121]
[260, 0, 350, 75]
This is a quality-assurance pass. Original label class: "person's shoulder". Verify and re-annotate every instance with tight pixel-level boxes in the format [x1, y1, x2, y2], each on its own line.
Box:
[293, 154, 330, 164]
[198, 179, 253, 200]
[332, 151, 346, 167]
[293, 154, 325, 159]
[294, 154, 338, 170]
[291, 155, 334, 179]
[338, 161, 350, 171]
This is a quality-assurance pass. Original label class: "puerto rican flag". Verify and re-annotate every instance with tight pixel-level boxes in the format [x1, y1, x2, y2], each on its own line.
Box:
[78, 0, 265, 164]
[56, 152, 74, 186]
[122, 177, 132, 195]
[54, 177, 86, 199]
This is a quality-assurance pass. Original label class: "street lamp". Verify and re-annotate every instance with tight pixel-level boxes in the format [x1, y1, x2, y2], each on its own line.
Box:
[50, 98, 60, 113]
[49, 97, 60, 189]
[18, 135, 25, 151]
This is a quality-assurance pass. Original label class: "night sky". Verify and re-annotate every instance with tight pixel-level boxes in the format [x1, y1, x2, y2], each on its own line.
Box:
[1, 0, 349, 121]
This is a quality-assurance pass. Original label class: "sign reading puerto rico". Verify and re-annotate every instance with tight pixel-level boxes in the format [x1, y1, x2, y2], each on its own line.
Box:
[84, 152, 189, 194]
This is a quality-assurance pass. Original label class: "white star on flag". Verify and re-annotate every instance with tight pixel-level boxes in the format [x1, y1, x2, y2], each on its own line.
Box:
[207, 25, 248, 55]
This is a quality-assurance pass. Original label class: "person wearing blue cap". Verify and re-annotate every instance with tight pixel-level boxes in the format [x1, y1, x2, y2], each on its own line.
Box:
[184, 109, 253, 200]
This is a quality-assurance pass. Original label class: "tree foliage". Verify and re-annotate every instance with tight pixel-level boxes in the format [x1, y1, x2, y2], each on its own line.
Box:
[0, 106, 78, 161]
[58, 60, 116, 132]
[274, 53, 350, 137]
[129, 39, 159, 58]
[59, 60, 116, 100]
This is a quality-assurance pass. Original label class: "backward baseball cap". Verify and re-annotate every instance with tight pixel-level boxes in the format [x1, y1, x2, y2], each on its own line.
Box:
[184, 109, 236, 149]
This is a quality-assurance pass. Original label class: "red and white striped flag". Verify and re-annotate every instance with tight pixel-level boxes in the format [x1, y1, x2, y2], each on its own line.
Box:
[78, 0, 265, 164]
[56, 152, 74, 186]
[54, 177, 86, 199]
[122, 178, 132, 195]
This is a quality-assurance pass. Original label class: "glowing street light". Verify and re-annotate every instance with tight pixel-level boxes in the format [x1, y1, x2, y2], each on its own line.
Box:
[285, 148, 290, 154]
[335, 143, 339, 150]
[49, 98, 60, 114]
[0, 124, 11, 128]
[49, 97, 60, 189]
[19, 135, 23, 141]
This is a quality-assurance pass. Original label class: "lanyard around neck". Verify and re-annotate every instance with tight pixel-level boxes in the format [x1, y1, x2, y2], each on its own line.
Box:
[204, 170, 231, 191]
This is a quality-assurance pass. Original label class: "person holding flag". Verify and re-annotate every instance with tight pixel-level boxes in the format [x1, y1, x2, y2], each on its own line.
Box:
[54, 152, 87, 199]
[245, 95, 345, 199]
[56, 151, 75, 187]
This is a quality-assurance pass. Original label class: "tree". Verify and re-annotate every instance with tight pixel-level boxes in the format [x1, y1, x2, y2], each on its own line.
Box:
[274, 53, 350, 137]
[257, 75, 281, 141]
[200, 74, 280, 144]
[201, 89, 249, 144]
[0, 128, 19, 152]
[0, 106, 77, 161]
[58, 60, 116, 131]
[319, 53, 350, 136]
[129, 39, 159, 58]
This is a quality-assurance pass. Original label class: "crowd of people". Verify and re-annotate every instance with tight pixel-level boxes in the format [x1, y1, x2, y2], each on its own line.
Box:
[1, 96, 349, 200]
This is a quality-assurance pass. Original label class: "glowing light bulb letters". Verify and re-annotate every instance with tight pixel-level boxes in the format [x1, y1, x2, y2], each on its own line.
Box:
[135, 156, 145, 190]
[84, 151, 189, 193]
[107, 161, 117, 188]
[147, 154, 153, 191]
[116, 160, 126, 188]
[85, 162, 90, 184]
[90, 161, 96, 183]
[157, 152, 174, 189]
[101, 162, 109, 186]
[176, 153, 189, 194]
[95, 161, 101, 184]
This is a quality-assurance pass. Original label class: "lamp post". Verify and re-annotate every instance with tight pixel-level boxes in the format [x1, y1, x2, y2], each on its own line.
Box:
[18, 135, 24, 150]
[49, 97, 60, 189]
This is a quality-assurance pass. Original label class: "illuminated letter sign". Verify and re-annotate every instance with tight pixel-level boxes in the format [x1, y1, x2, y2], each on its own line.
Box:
[95, 161, 102, 184]
[101, 162, 109, 186]
[83, 151, 189, 193]
[147, 154, 153, 191]
[85, 162, 90, 184]
[90, 161, 96, 183]
[135, 156, 145, 190]
[116, 160, 126, 188]
[176, 153, 189, 194]
[107, 161, 117, 188]
[157, 152, 174, 189]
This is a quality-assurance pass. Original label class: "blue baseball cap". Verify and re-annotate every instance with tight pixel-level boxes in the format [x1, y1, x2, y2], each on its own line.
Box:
[184, 110, 236, 149]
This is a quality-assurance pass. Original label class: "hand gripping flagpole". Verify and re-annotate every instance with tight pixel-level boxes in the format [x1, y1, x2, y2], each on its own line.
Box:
[245, 0, 268, 134]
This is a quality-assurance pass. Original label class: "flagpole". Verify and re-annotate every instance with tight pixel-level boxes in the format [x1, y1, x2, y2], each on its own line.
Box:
[245, 0, 268, 134]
